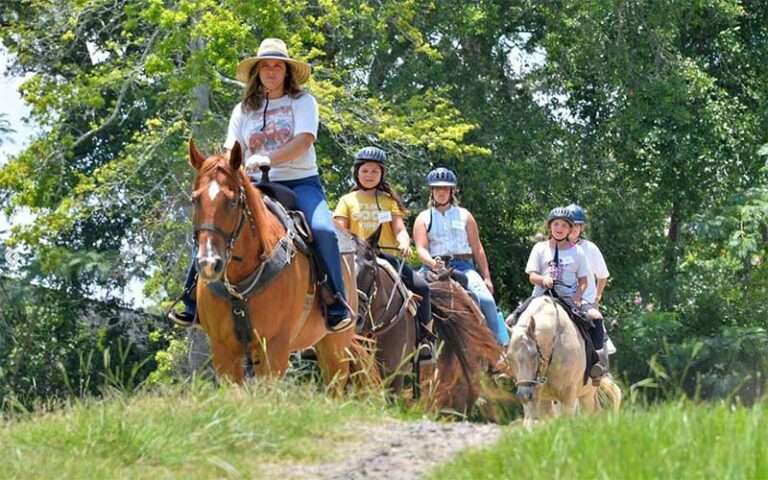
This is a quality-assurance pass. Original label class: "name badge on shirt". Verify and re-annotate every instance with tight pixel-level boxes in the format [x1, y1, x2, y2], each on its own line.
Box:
[377, 211, 393, 224]
[451, 220, 463, 229]
[559, 257, 575, 266]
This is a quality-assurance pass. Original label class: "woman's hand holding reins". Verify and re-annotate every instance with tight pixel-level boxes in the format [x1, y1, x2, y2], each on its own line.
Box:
[246, 154, 271, 174]
[541, 276, 555, 289]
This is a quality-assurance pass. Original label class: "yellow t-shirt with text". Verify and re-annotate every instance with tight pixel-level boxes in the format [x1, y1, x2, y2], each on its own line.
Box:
[334, 191, 404, 252]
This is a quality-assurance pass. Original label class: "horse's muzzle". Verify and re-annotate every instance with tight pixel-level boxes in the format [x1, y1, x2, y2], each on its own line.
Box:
[515, 385, 534, 403]
[197, 255, 224, 281]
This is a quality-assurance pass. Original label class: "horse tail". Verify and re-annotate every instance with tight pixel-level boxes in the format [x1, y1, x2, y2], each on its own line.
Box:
[346, 334, 383, 389]
[596, 375, 622, 412]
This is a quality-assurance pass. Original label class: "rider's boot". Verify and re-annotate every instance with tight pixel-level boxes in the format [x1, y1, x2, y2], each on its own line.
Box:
[167, 261, 198, 328]
[589, 362, 606, 386]
[325, 297, 353, 332]
[417, 320, 435, 362]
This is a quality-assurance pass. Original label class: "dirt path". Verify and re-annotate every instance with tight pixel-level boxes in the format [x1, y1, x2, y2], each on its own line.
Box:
[278, 419, 502, 480]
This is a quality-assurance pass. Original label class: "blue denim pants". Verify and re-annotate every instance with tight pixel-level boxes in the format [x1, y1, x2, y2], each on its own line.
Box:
[275, 175, 347, 316]
[448, 259, 509, 345]
[181, 175, 347, 318]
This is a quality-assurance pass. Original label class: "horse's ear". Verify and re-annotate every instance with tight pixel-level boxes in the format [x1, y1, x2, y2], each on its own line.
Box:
[229, 141, 243, 171]
[189, 138, 205, 170]
[365, 224, 383, 249]
[527, 317, 536, 340]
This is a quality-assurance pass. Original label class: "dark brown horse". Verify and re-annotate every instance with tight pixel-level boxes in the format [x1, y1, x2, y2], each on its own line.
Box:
[354, 234, 418, 394]
[188, 139, 361, 387]
[422, 268, 512, 415]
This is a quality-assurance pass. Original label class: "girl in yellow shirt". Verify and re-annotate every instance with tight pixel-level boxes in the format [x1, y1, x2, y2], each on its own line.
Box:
[334, 147, 432, 352]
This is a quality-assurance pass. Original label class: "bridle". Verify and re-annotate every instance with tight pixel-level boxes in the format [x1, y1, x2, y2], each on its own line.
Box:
[193, 182, 257, 274]
[355, 247, 409, 335]
[514, 296, 560, 388]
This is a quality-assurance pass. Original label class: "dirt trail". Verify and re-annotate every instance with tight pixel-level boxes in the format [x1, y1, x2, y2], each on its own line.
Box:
[278, 419, 502, 479]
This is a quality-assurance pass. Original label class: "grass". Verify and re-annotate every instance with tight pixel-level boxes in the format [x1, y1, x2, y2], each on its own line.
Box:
[432, 401, 767, 479]
[0, 380, 414, 479]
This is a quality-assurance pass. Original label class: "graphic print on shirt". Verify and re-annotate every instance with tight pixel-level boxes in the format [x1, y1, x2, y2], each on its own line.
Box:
[546, 255, 574, 284]
[351, 201, 389, 236]
[247, 105, 293, 155]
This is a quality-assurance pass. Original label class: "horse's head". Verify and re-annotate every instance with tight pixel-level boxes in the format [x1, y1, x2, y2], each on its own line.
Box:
[354, 234, 378, 294]
[189, 138, 248, 282]
[508, 317, 540, 403]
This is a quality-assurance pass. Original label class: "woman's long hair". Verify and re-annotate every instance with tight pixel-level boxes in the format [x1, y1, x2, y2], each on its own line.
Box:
[241, 61, 304, 113]
[351, 163, 408, 215]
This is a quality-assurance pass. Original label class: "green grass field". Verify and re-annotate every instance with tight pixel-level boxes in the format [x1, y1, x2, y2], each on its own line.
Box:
[3, 381, 766, 479]
[434, 401, 767, 479]
[0, 381, 408, 479]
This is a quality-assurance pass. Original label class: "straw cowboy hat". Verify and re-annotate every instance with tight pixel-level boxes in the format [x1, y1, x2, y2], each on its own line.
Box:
[236, 38, 312, 85]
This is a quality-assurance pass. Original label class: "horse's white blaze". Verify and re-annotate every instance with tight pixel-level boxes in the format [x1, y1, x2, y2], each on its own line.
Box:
[207, 181, 220, 201]
[198, 238, 220, 277]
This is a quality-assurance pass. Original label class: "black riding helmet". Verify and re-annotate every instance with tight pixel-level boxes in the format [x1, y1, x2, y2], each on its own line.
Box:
[353, 146, 387, 190]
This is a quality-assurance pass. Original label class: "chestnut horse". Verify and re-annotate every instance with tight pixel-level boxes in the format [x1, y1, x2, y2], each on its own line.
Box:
[421, 269, 512, 415]
[188, 139, 359, 386]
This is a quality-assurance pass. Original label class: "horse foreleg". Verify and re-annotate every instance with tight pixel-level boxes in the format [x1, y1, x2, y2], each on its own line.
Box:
[560, 388, 579, 416]
[209, 339, 245, 383]
[315, 330, 355, 394]
[253, 337, 291, 378]
[579, 388, 599, 413]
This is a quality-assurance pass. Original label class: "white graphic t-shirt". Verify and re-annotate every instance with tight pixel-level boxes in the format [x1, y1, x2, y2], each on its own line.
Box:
[525, 241, 591, 298]
[224, 93, 319, 181]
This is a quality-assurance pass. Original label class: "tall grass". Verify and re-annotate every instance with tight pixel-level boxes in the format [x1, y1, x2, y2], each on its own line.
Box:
[433, 401, 767, 479]
[0, 379, 413, 479]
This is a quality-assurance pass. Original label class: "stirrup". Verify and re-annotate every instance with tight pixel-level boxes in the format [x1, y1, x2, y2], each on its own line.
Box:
[417, 342, 433, 361]
[327, 316, 354, 333]
[589, 363, 605, 386]
[167, 310, 196, 328]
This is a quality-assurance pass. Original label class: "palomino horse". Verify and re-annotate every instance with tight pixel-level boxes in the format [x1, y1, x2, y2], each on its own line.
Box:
[188, 139, 359, 386]
[507, 295, 621, 425]
[354, 235, 418, 394]
[422, 268, 512, 415]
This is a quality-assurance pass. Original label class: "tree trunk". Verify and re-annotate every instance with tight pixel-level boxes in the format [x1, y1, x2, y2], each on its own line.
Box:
[661, 200, 682, 310]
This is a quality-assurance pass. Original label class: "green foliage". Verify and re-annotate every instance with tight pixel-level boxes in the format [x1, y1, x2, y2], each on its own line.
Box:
[1, 0, 767, 405]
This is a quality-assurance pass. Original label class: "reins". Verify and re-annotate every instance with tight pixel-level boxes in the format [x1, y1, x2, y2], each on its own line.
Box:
[515, 295, 560, 388]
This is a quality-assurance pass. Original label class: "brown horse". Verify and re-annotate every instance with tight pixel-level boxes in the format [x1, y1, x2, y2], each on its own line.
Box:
[420, 269, 511, 415]
[354, 235, 418, 394]
[188, 139, 359, 386]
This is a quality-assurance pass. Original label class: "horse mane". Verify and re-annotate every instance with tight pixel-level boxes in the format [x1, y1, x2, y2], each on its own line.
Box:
[426, 272, 503, 412]
[236, 168, 283, 254]
[198, 155, 283, 255]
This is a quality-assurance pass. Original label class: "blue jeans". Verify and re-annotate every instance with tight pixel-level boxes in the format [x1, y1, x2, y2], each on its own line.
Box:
[180, 175, 347, 318]
[449, 259, 509, 345]
[275, 175, 347, 316]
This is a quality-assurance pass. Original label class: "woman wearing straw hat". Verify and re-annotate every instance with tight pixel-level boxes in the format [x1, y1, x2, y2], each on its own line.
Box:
[169, 38, 353, 332]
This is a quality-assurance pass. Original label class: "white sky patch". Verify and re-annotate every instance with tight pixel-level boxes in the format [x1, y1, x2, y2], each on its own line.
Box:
[207, 181, 220, 201]
[85, 41, 111, 65]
